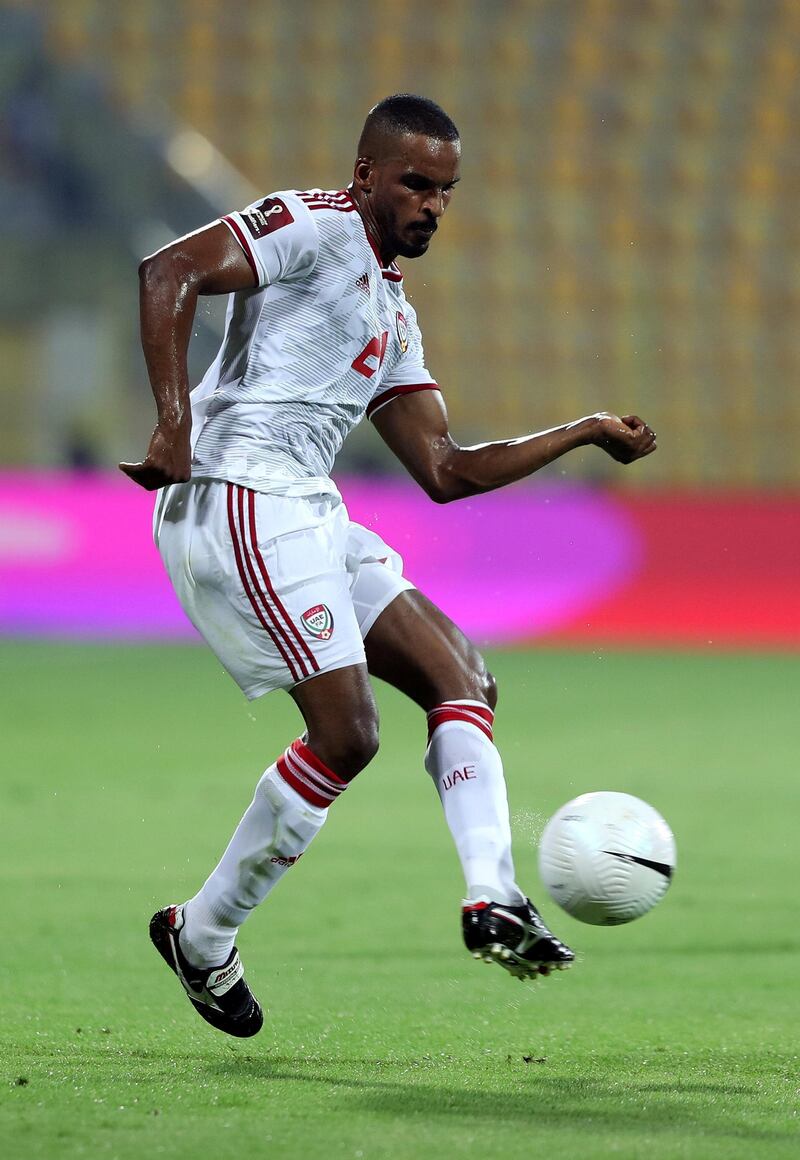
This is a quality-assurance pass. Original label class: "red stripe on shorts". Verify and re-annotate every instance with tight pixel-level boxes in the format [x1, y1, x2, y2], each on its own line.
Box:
[235, 487, 313, 679]
[244, 488, 320, 674]
[226, 484, 303, 683]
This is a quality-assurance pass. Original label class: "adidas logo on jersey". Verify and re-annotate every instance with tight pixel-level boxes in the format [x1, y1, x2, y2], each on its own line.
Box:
[356, 272, 370, 295]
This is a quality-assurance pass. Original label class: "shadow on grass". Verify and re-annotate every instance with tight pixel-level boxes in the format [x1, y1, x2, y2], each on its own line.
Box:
[204, 1055, 784, 1143]
[11, 1040, 789, 1145]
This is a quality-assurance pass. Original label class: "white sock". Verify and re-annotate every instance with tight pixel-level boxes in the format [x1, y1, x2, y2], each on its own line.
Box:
[181, 739, 346, 967]
[425, 700, 524, 906]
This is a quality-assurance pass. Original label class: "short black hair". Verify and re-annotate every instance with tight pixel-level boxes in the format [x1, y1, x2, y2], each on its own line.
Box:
[358, 94, 459, 155]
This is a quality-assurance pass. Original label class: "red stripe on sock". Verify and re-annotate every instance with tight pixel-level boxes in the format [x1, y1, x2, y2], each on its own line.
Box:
[290, 739, 347, 785]
[429, 701, 494, 721]
[276, 754, 333, 808]
[427, 703, 494, 743]
[448, 702, 494, 724]
[283, 749, 342, 801]
[276, 740, 348, 808]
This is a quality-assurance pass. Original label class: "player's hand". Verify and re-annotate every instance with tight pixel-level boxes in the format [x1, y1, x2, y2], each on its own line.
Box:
[119, 422, 192, 490]
[589, 412, 657, 464]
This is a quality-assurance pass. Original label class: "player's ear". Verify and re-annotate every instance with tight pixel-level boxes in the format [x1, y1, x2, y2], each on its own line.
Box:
[353, 157, 374, 194]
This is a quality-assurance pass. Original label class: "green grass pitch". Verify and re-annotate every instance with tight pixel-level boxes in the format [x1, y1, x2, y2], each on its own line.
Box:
[1, 642, 798, 1159]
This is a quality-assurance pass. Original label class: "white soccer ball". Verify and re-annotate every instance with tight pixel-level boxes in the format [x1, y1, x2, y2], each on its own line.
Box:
[538, 791, 676, 925]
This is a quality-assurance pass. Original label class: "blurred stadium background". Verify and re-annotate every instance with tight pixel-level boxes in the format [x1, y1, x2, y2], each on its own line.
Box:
[1, 0, 798, 646]
[4, 11, 799, 1156]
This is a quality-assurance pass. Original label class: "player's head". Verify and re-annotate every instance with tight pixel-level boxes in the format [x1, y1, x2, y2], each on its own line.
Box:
[353, 94, 461, 259]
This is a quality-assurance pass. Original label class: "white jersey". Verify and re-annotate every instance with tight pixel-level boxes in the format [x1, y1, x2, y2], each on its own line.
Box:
[188, 187, 439, 496]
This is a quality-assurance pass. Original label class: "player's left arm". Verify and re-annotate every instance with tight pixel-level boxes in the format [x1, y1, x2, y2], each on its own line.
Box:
[371, 389, 657, 503]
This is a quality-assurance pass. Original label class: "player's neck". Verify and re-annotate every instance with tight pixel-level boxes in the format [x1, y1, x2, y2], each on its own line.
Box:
[348, 185, 397, 267]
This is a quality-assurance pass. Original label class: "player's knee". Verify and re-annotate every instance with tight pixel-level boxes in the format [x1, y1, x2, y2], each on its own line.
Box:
[466, 647, 497, 710]
[432, 648, 496, 711]
[310, 712, 379, 778]
[345, 713, 380, 772]
[482, 668, 498, 711]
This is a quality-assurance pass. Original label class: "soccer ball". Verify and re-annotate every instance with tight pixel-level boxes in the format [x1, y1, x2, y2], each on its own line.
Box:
[538, 791, 676, 925]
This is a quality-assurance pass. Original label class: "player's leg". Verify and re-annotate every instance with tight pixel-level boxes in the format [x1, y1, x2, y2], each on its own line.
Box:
[174, 660, 377, 959]
[361, 586, 574, 978]
[151, 484, 380, 1032]
[288, 661, 379, 777]
[364, 588, 517, 899]
[152, 662, 377, 1037]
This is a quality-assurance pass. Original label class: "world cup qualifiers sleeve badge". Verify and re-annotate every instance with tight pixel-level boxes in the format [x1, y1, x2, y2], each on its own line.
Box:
[242, 198, 295, 239]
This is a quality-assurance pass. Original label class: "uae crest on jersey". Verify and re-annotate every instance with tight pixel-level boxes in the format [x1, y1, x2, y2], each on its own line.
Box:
[302, 604, 334, 640]
[396, 311, 409, 353]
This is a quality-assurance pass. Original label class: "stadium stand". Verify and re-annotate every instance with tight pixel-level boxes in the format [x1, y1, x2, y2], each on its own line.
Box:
[3, 0, 800, 486]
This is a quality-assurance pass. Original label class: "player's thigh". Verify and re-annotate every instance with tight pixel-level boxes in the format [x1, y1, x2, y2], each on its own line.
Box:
[364, 588, 496, 711]
[156, 481, 367, 700]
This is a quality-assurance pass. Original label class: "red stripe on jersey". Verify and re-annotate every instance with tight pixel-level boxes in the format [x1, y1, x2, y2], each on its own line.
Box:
[302, 188, 402, 273]
[302, 202, 357, 213]
[361, 223, 383, 264]
[245, 489, 320, 675]
[297, 198, 353, 208]
[366, 383, 439, 420]
[297, 190, 355, 212]
[427, 702, 495, 743]
[221, 215, 259, 284]
[226, 484, 302, 682]
[297, 189, 351, 202]
[297, 195, 355, 209]
[352, 210, 403, 280]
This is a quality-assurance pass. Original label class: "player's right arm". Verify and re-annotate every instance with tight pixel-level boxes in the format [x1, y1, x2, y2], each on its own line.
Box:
[119, 223, 256, 491]
[371, 389, 657, 503]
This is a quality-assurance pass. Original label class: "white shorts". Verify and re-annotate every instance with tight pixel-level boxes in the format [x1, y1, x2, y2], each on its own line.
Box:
[154, 480, 414, 699]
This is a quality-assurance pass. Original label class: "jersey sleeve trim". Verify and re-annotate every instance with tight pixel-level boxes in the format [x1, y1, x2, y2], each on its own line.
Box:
[367, 383, 440, 420]
[296, 189, 357, 214]
[220, 214, 260, 284]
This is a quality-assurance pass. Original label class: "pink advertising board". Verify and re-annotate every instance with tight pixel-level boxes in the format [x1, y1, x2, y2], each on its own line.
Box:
[0, 473, 798, 647]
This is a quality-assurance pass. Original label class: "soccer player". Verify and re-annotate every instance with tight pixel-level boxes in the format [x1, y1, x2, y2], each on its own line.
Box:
[121, 95, 656, 1038]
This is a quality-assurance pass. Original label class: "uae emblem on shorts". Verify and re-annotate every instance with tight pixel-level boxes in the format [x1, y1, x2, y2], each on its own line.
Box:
[302, 604, 334, 640]
[396, 311, 409, 353]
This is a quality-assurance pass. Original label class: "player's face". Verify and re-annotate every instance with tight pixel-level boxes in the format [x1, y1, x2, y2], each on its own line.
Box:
[367, 135, 461, 259]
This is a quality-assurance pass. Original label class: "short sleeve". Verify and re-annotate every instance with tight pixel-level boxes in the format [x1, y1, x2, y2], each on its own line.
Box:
[221, 191, 318, 288]
[366, 303, 440, 420]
